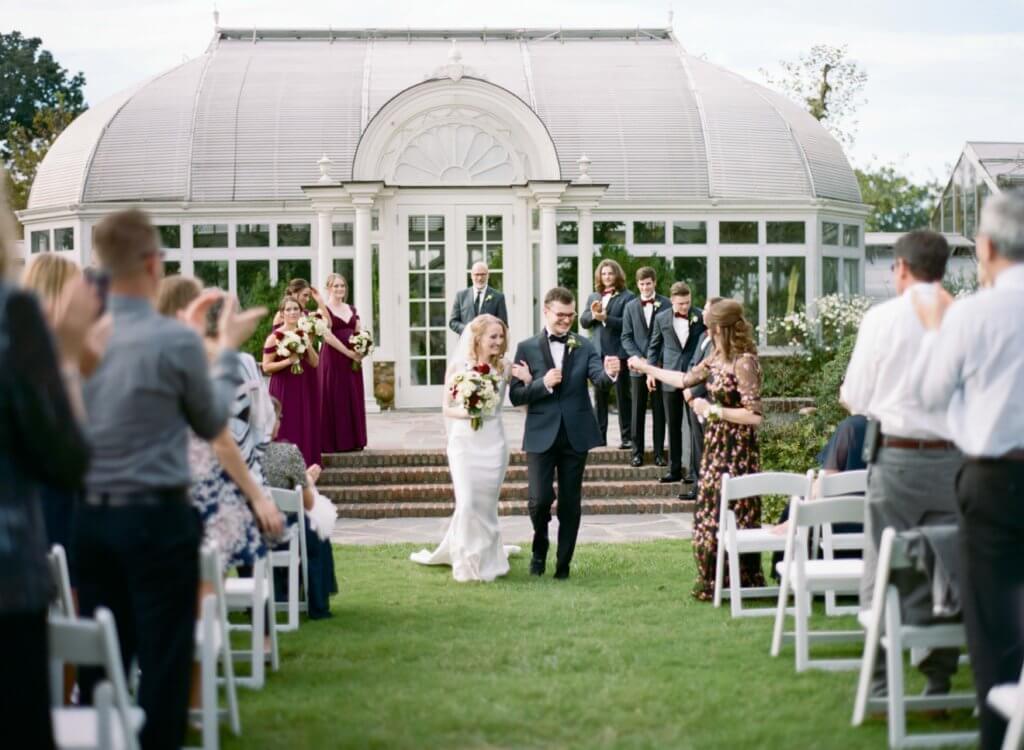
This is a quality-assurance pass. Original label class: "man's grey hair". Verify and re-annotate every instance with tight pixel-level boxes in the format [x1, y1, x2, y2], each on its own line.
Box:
[979, 190, 1024, 262]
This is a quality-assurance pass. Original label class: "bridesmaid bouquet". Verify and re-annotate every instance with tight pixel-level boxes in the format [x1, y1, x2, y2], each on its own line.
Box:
[276, 330, 308, 374]
[298, 312, 330, 348]
[450, 363, 501, 431]
[348, 330, 375, 372]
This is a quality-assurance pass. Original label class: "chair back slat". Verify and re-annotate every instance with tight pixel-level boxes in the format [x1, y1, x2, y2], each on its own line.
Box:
[48, 544, 75, 617]
[48, 616, 107, 666]
[722, 471, 812, 502]
[271, 486, 303, 514]
[818, 469, 867, 498]
[792, 495, 866, 528]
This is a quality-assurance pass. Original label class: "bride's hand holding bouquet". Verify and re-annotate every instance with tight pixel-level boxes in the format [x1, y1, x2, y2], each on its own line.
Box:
[450, 362, 502, 430]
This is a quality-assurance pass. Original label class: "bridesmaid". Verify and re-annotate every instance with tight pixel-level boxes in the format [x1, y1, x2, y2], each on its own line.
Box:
[263, 295, 322, 465]
[319, 273, 368, 452]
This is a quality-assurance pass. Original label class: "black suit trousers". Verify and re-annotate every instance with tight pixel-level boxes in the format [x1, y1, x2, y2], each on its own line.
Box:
[75, 498, 201, 750]
[956, 459, 1024, 750]
[593, 359, 632, 444]
[526, 421, 589, 572]
[630, 378, 665, 460]
[664, 390, 704, 478]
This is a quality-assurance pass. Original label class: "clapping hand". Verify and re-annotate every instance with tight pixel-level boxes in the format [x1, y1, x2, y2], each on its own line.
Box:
[604, 356, 620, 377]
[217, 294, 267, 351]
[510, 360, 532, 385]
[590, 299, 607, 322]
[306, 463, 322, 486]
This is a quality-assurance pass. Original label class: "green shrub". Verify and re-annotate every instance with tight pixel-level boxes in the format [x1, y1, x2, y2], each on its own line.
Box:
[237, 272, 289, 362]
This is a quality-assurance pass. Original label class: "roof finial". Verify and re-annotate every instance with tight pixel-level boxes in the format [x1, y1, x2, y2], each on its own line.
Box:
[448, 38, 462, 65]
[318, 153, 333, 184]
[667, 7, 674, 28]
[576, 153, 593, 185]
[212, 4, 220, 30]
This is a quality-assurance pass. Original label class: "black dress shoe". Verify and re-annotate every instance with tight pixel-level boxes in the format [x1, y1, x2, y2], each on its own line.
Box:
[659, 472, 682, 483]
[654, 455, 667, 467]
[682, 474, 696, 484]
[619, 440, 633, 450]
[553, 567, 570, 580]
[630, 456, 643, 467]
[678, 488, 698, 500]
[529, 559, 546, 576]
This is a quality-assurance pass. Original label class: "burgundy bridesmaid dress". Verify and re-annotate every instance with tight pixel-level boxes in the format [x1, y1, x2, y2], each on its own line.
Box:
[266, 330, 322, 466]
[320, 305, 368, 453]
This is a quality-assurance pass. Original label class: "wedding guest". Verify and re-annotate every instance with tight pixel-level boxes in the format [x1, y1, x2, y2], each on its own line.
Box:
[621, 266, 670, 467]
[320, 273, 367, 453]
[273, 277, 319, 324]
[0, 179, 93, 749]
[266, 398, 338, 619]
[448, 261, 508, 334]
[910, 191, 1024, 749]
[76, 209, 265, 750]
[841, 229, 959, 698]
[264, 295, 321, 465]
[156, 274, 202, 317]
[581, 259, 635, 448]
[631, 299, 765, 601]
[678, 296, 717, 500]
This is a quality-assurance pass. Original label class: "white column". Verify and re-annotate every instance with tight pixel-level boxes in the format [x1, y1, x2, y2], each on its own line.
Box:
[354, 202, 380, 414]
[577, 206, 594, 305]
[538, 203, 558, 295]
[316, 209, 332, 288]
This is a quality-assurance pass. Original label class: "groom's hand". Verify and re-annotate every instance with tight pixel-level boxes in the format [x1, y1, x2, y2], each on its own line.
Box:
[604, 356, 620, 378]
[543, 368, 563, 390]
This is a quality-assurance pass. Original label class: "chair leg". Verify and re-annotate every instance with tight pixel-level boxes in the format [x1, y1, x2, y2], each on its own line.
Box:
[288, 546, 299, 631]
[251, 563, 265, 689]
[885, 587, 906, 749]
[795, 582, 810, 672]
[728, 539, 743, 618]
[713, 533, 725, 608]
[771, 556, 791, 657]
[202, 638, 218, 750]
[266, 562, 280, 672]
[852, 608, 882, 726]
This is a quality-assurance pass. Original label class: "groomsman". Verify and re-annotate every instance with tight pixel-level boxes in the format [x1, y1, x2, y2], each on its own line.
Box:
[647, 282, 705, 494]
[581, 259, 635, 448]
[448, 261, 508, 335]
[621, 267, 670, 467]
[679, 298, 718, 499]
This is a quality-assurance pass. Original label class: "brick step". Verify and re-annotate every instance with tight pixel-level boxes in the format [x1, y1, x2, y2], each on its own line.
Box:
[320, 463, 676, 485]
[322, 447, 661, 468]
[322, 480, 688, 503]
[333, 497, 696, 519]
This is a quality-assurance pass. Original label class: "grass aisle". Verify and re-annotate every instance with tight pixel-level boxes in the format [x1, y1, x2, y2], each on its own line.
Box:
[224, 540, 974, 749]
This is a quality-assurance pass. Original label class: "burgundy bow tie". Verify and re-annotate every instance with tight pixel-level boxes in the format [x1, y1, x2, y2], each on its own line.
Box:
[675, 312, 689, 319]
[603, 288, 616, 295]
[641, 298, 655, 306]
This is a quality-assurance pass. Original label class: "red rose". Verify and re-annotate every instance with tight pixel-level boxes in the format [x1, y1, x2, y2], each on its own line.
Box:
[473, 363, 491, 374]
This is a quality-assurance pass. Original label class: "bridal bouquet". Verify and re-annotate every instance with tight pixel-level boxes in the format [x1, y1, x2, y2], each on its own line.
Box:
[450, 363, 501, 431]
[348, 330, 375, 372]
[276, 330, 308, 374]
[297, 311, 330, 347]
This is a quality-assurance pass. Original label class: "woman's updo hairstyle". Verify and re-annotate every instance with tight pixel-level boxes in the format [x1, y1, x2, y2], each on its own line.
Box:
[706, 299, 757, 361]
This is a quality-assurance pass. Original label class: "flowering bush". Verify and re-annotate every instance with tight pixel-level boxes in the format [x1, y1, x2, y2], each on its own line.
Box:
[766, 294, 873, 355]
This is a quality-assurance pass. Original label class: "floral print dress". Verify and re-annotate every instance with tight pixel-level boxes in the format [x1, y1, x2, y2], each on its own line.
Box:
[689, 352, 766, 601]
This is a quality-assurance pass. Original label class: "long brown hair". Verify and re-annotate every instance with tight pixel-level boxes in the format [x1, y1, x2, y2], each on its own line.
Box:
[707, 299, 757, 362]
[593, 259, 626, 292]
[467, 313, 508, 369]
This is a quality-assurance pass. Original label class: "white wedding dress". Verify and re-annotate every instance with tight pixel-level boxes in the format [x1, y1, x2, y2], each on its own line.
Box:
[410, 355, 521, 582]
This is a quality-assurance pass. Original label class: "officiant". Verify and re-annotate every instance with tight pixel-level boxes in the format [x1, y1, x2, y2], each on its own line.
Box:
[448, 262, 508, 335]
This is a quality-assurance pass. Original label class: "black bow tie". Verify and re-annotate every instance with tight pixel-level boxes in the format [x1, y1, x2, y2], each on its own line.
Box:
[548, 333, 569, 344]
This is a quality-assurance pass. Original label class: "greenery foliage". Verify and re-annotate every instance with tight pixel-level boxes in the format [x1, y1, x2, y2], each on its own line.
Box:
[236, 272, 288, 362]
[595, 244, 674, 297]
[856, 163, 940, 232]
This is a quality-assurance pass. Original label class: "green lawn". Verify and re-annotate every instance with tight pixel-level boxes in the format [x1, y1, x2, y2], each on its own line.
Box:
[220, 540, 976, 749]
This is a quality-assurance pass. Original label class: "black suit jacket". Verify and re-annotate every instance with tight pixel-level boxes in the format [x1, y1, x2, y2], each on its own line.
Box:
[579, 289, 635, 359]
[509, 332, 612, 454]
[621, 294, 672, 379]
[647, 307, 706, 393]
[448, 286, 508, 335]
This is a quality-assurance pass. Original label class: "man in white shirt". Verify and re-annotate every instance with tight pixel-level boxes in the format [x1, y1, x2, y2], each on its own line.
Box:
[841, 229, 960, 696]
[909, 191, 1024, 750]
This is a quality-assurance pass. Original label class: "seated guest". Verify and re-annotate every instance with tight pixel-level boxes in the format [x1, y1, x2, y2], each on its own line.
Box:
[265, 398, 338, 619]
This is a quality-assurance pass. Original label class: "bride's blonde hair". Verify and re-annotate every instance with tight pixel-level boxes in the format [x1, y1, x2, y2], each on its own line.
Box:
[467, 314, 508, 369]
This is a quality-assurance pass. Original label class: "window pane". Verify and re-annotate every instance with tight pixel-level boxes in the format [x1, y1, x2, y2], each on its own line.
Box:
[466, 215, 483, 242]
[557, 256, 578, 300]
[767, 257, 806, 344]
[557, 221, 578, 245]
[942, 191, 954, 233]
[236, 223, 269, 248]
[237, 261, 270, 297]
[427, 216, 445, 242]
[157, 225, 180, 249]
[278, 223, 311, 247]
[844, 259, 860, 295]
[278, 260, 311, 284]
[193, 260, 229, 290]
[332, 222, 354, 246]
[486, 215, 502, 240]
[673, 221, 707, 244]
[371, 210, 380, 232]
[30, 230, 50, 253]
[766, 221, 805, 244]
[54, 227, 74, 250]
[193, 224, 228, 248]
[411, 358, 428, 385]
[672, 257, 708, 308]
[163, 261, 181, 276]
[719, 221, 758, 244]
[842, 225, 860, 248]
[531, 208, 539, 231]
[371, 243, 380, 342]
[332, 258, 354, 287]
[594, 221, 626, 245]
[822, 222, 839, 245]
[720, 257, 759, 329]
[633, 221, 666, 244]
[822, 257, 839, 295]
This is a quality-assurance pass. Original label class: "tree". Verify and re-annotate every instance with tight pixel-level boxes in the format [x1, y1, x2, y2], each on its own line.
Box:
[855, 163, 939, 232]
[0, 31, 86, 159]
[5, 95, 78, 210]
[761, 44, 867, 147]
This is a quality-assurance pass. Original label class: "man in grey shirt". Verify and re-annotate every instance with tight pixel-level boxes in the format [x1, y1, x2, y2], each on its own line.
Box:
[75, 209, 265, 750]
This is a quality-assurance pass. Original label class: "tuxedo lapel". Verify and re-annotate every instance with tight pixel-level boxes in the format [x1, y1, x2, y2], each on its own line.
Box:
[538, 332, 556, 372]
[664, 315, 683, 351]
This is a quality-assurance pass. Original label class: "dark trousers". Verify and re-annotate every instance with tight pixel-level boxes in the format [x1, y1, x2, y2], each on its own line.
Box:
[956, 459, 1024, 750]
[75, 499, 201, 750]
[594, 358, 632, 445]
[664, 389, 702, 478]
[685, 398, 704, 479]
[630, 377, 665, 461]
[0, 610, 54, 750]
[527, 421, 589, 573]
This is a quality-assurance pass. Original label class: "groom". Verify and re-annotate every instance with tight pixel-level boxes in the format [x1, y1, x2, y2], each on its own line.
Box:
[510, 287, 620, 579]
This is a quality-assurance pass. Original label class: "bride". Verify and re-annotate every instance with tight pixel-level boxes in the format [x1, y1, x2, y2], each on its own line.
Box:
[410, 314, 529, 581]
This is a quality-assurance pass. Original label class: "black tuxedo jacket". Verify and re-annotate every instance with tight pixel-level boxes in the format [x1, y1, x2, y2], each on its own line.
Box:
[647, 307, 706, 392]
[579, 289, 635, 359]
[621, 294, 672, 379]
[448, 286, 509, 335]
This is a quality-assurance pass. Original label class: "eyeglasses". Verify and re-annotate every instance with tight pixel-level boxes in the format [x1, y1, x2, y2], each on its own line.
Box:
[547, 310, 577, 321]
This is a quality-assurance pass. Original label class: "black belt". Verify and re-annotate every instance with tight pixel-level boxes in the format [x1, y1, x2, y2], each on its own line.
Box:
[83, 488, 188, 508]
[881, 436, 955, 451]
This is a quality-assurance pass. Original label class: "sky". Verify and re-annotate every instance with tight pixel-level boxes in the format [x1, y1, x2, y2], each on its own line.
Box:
[5, 0, 1023, 184]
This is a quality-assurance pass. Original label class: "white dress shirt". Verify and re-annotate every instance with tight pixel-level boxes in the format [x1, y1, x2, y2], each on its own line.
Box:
[673, 316, 691, 351]
[640, 294, 655, 327]
[544, 328, 566, 370]
[840, 283, 950, 439]
[600, 291, 613, 327]
[908, 264, 1024, 457]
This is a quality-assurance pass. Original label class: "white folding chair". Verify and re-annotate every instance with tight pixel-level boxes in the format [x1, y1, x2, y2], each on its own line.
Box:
[224, 556, 280, 689]
[48, 608, 145, 750]
[270, 486, 309, 632]
[852, 528, 977, 748]
[770, 494, 865, 672]
[817, 470, 868, 616]
[714, 471, 814, 618]
[48, 544, 75, 618]
[987, 661, 1024, 750]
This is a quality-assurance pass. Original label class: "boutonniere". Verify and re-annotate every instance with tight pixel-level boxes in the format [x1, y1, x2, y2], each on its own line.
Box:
[653, 300, 663, 311]
[690, 313, 699, 325]
[485, 294, 493, 302]
[566, 335, 581, 352]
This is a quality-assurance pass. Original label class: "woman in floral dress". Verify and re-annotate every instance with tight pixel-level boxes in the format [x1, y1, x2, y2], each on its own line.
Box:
[628, 299, 766, 600]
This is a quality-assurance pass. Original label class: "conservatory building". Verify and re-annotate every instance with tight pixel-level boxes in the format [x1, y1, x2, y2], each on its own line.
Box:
[19, 26, 868, 409]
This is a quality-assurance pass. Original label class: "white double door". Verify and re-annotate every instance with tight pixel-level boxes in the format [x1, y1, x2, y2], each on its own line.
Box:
[396, 203, 518, 408]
